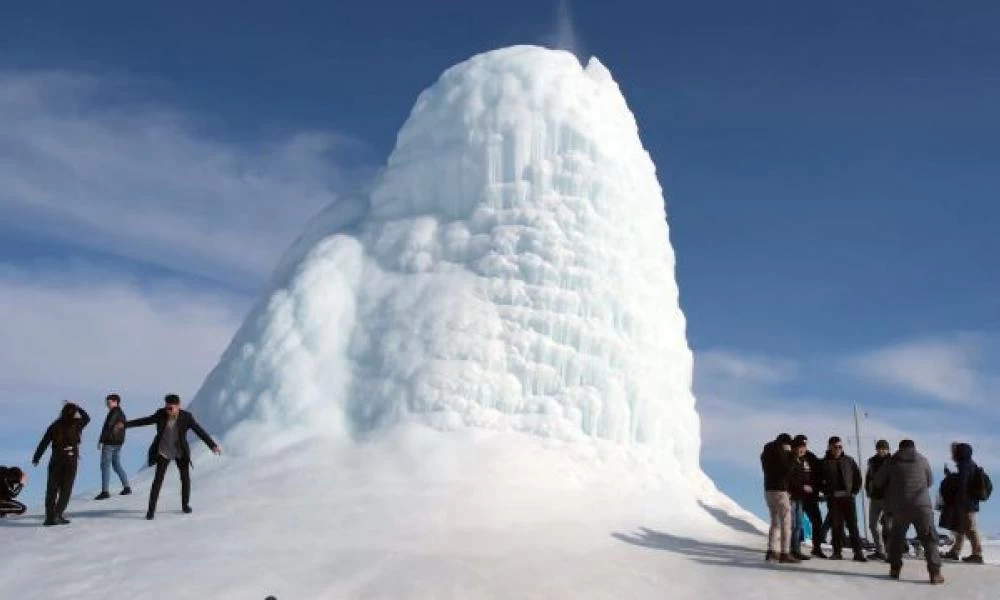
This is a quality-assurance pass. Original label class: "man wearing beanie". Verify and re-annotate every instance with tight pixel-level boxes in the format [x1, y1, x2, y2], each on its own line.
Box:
[865, 439, 892, 561]
[761, 433, 798, 563]
[821, 435, 867, 561]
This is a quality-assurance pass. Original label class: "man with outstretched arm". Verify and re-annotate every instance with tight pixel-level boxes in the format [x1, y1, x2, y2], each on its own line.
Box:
[126, 394, 221, 520]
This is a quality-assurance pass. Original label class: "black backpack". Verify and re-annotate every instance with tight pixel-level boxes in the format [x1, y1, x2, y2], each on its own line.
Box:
[970, 467, 993, 502]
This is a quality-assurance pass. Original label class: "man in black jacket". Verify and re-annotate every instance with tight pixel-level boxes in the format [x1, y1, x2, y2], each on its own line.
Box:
[761, 433, 798, 563]
[821, 435, 867, 561]
[95, 393, 131, 500]
[33, 402, 91, 526]
[0, 466, 28, 517]
[127, 394, 221, 520]
[865, 439, 892, 561]
[793, 434, 826, 558]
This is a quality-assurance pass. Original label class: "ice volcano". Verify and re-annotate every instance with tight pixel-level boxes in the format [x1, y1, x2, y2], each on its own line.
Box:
[194, 45, 704, 471]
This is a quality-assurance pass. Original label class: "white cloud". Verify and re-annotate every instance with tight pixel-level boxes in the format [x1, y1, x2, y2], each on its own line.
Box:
[0, 264, 246, 425]
[847, 335, 997, 404]
[695, 349, 796, 385]
[0, 70, 369, 286]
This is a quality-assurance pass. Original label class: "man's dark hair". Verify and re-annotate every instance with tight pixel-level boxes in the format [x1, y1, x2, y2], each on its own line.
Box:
[164, 394, 181, 406]
[828, 436, 842, 446]
[793, 434, 808, 445]
[106, 393, 121, 405]
[776, 433, 792, 445]
[898, 439, 915, 450]
[876, 439, 889, 450]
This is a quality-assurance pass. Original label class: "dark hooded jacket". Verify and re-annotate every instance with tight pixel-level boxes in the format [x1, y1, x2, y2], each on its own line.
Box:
[761, 440, 795, 492]
[33, 406, 91, 464]
[789, 454, 817, 501]
[872, 446, 933, 518]
[954, 443, 980, 513]
[0, 466, 24, 501]
[821, 452, 863, 498]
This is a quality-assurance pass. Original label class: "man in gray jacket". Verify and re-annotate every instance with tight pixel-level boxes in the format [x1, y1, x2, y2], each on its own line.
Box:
[874, 439, 944, 584]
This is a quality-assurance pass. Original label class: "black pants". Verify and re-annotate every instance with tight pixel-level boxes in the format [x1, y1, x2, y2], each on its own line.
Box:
[45, 456, 78, 521]
[802, 497, 823, 547]
[148, 455, 191, 516]
[889, 509, 941, 573]
[0, 498, 27, 517]
[829, 496, 863, 555]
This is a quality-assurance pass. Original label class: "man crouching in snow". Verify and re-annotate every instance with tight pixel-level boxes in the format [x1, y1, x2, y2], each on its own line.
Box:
[874, 439, 944, 584]
[0, 466, 28, 517]
[127, 394, 221, 521]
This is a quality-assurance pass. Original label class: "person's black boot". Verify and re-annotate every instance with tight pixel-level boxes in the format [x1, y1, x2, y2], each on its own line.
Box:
[182, 505, 193, 514]
[145, 511, 154, 520]
[42, 519, 56, 527]
[941, 550, 960, 561]
[56, 516, 70, 525]
[120, 487, 132, 496]
[94, 491, 111, 500]
[962, 555, 984, 565]
[853, 554, 869, 563]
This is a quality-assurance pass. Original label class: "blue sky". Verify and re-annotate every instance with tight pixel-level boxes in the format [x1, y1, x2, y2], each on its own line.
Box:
[1, 1, 997, 533]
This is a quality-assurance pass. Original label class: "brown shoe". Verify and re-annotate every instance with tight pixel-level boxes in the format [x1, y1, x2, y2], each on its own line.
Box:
[929, 572, 945, 585]
[889, 568, 901, 580]
[779, 553, 801, 564]
[765, 551, 778, 563]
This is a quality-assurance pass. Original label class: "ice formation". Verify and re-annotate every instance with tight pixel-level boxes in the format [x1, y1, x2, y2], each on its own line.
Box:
[191, 45, 702, 475]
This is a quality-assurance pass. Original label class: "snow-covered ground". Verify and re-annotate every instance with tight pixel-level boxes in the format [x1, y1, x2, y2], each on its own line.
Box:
[1, 429, 996, 599]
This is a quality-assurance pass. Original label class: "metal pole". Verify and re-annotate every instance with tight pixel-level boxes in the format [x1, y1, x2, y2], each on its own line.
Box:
[854, 403, 869, 542]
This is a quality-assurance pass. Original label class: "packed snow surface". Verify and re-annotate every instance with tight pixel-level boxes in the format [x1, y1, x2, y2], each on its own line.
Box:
[190, 45, 702, 482]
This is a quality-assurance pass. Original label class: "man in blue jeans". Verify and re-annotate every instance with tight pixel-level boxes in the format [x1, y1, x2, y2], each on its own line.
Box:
[95, 393, 131, 499]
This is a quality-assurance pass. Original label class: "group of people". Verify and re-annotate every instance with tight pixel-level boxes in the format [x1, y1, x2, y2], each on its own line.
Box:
[761, 433, 992, 585]
[0, 393, 221, 525]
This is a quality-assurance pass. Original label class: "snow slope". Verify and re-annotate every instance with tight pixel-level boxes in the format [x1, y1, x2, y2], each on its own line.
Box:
[1, 433, 996, 599]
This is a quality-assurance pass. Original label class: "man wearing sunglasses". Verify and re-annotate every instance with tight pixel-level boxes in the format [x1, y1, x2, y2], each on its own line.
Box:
[821, 436, 867, 562]
[127, 394, 221, 520]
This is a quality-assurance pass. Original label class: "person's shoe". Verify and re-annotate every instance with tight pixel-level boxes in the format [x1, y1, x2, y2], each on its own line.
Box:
[929, 571, 945, 585]
[792, 552, 811, 561]
[120, 487, 132, 496]
[764, 551, 778, 563]
[889, 567, 901, 580]
[56, 516, 70, 525]
[941, 550, 960, 561]
[94, 491, 111, 500]
[182, 505, 193, 514]
[867, 551, 887, 561]
[830, 553, 844, 560]
[779, 553, 801, 564]
[961, 554, 984, 565]
[42, 519, 56, 527]
[811, 548, 827, 559]
[853, 554, 869, 563]
[145, 512, 154, 520]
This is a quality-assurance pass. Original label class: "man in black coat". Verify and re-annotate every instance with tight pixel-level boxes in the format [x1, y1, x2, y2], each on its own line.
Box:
[864, 439, 892, 561]
[793, 435, 826, 558]
[127, 394, 221, 520]
[33, 402, 91, 526]
[95, 393, 131, 500]
[761, 433, 798, 563]
[820, 435, 867, 561]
